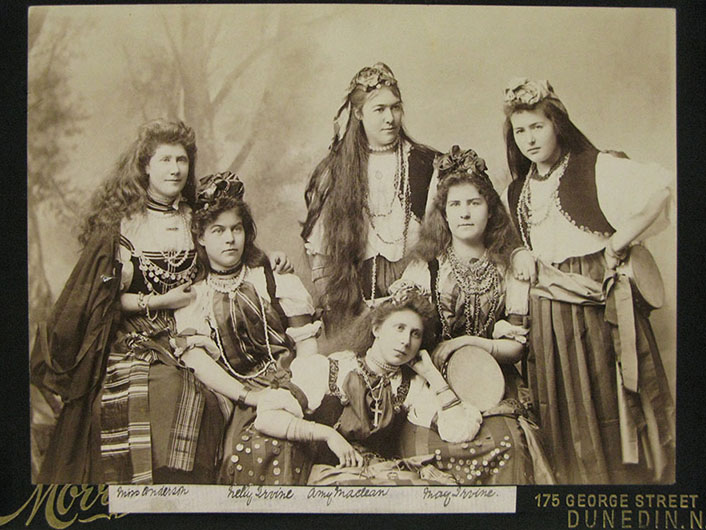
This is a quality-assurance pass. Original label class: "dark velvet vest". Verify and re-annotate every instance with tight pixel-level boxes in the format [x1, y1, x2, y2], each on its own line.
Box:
[507, 147, 615, 248]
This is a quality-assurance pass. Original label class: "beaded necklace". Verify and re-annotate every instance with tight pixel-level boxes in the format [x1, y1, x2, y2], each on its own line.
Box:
[363, 141, 412, 304]
[206, 268, 277, 380]
[516, 153, 570, 249]
[528, 153, 566, 181]
[368, 138, 399, 153]
[137, 209, 198, 294]
[438, 247, 502, 339]
[366, 149, 401, 219]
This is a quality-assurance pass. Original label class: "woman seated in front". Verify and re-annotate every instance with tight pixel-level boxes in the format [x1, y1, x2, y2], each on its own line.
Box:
[226, 281, 482, 485]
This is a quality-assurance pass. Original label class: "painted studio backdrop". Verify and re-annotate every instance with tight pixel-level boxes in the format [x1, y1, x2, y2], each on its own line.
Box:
[28, 4, 676, 480]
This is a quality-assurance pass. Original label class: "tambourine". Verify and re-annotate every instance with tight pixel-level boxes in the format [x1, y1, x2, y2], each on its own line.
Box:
[445, 345, 505, 412]
[618, 244, 665, 310]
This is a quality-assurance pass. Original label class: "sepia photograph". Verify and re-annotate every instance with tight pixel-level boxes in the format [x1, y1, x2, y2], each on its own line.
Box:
[5, 0, 701, 526]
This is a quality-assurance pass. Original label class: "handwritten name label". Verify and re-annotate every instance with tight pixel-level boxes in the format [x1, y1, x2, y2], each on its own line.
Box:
[422, 486, 498, 507]
[226, 486, 295, 506]
[109, 485, 516, 513]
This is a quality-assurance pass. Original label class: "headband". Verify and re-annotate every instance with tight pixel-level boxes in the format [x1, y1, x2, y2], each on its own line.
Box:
[331, 62, 399, 147]
[195, 171, 244, 212]
[503, 77, 567, 115]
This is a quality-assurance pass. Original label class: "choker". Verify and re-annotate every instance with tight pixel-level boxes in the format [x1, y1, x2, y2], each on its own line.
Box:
[530, 153, 566, 181]
[368, 139, 399, 153]
[210, 263, 243, 276]
[365, 350, 401, 375]
[146, 193, 179, 212]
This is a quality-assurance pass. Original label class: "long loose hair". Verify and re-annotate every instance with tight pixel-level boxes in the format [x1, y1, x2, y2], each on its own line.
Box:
[78, 119, 197, 246]
[312, 82, 416, 318]
[503, 99, 595, 181]
[412, 171, 519, 269]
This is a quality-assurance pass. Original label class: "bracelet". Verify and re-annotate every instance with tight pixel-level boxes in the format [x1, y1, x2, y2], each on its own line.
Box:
[435, 385, 451, 396]
[137, 292, 147, 313]
[510, 246, 531, 261]
[145, 293, 157, 321]
[285, 417, 316, 442]
[442, 397, 462, 411]
[236, 389, 249, 407]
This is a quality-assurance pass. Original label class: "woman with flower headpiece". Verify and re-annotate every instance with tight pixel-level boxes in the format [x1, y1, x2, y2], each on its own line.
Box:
[225, 281, 482, 486]
[171, 172, 320, 484]
[302, 62, 438, 335]
[501, 78, 675, 484]
[397, 146, 553, 485]
[31, 120, 293, 484]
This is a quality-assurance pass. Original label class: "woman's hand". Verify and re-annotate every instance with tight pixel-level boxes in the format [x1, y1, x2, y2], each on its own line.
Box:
[325, 429, 364, 468]
[603, 240, 626, 271]
[158, 283, 196, 310]
[408, 349, 437, 378]
[492, 320, 529, 344]
[430, 336, 478, 371]
[187, 335, 221, 357]
[511, 248, 537, 283]
[269, 251, 294, 274]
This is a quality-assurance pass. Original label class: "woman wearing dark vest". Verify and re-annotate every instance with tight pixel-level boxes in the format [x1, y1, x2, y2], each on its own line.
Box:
[302, 63, 437, 335]
[501, 78, 674, 484]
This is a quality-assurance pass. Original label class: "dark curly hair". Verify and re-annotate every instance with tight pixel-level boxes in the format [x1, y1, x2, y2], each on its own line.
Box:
[78, 119, 197, 246]
[412, 171, 519, 269]
[190, 194, 266, 277]
[341, 290, 437, 357]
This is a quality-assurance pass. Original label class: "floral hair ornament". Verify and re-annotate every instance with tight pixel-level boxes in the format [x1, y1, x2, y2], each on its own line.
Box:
[434, 145, 490, 183]
[331, 62, 399, 147]
[386, 279, 430, 307]
[503, 77, 567, 115]
[195, 171, 244, 212]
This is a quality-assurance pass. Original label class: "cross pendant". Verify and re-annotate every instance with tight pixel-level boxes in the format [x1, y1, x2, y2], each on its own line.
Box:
[371, 401, 383, 428]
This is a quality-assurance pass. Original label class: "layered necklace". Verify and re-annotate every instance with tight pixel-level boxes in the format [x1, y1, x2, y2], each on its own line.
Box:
[516, 153, 570, 249]
[438, 247, 502, 339]
[363, 141, 412, 304]
[206, 266, 277, 380]
[137, 203, 197, 294]
[356, 354, 406, 428]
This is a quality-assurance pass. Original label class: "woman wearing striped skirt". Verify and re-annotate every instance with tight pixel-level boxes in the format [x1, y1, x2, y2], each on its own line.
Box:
[501, 78, 675, 484]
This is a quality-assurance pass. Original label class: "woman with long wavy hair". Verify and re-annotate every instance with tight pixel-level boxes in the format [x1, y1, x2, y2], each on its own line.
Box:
[32, 119, 226, 484]
[302, 63, 437, 334]
[398, 146, 553, 485]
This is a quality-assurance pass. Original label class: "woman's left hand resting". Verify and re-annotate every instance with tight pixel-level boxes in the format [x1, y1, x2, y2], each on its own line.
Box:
[491, 321, 529, 344]
[326, 429, 365, 468]
[408, 349, 435, 378]
[269, 251, 294, 274]
[185, 335, 221, 357]
[430, 336, 477, 371]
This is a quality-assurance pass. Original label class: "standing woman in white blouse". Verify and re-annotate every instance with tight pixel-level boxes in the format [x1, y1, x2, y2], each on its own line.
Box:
[502, 78, 675, 484]
[302, 63, 438, 335]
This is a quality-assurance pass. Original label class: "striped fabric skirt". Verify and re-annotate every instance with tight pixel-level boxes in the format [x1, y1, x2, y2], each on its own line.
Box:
[527, 252, 675, 484]
[100, 315, 227, 484]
